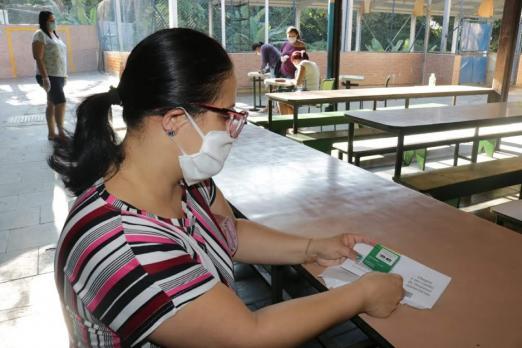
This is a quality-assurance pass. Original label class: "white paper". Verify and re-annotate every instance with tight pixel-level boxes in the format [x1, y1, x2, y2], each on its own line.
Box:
[320, 243, 451, 310]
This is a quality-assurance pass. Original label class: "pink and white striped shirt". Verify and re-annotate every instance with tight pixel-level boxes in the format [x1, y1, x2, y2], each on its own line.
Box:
[55, 178, 235, 347]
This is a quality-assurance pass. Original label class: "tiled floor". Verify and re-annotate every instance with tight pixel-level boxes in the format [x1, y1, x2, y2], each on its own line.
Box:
[1, 72, 521, 347]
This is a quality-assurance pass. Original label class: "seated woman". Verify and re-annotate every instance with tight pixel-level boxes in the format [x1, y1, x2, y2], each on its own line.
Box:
[279, 50, 321, 115]
[50, 28, 403, 347]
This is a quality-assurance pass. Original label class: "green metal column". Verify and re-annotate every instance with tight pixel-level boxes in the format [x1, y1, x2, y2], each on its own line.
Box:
[326, 0, 343, 89]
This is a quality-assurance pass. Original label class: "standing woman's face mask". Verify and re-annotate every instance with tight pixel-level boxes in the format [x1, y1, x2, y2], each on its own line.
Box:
[48, 16, 56, 31]
[287, 32, 298, 44]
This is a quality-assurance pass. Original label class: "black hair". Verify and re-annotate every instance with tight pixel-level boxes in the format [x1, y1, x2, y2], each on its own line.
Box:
[38, 11, 58, 39]
[252, 42, 264, 51]
[49, 28, 234, 196]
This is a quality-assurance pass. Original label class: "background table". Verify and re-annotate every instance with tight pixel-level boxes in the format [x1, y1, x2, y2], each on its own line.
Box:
[344, 102, 522, 179]
[264, 77, 295, 93]
[247, 71, 270, 111]
[214, 124, 522, 348]
[266, 85, 495, 134]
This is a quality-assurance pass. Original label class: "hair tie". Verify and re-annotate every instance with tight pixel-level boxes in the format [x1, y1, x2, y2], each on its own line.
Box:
[107, 86, 121, 105]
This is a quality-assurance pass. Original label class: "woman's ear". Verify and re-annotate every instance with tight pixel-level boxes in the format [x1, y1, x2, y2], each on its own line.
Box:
[161, 108, 187, 133]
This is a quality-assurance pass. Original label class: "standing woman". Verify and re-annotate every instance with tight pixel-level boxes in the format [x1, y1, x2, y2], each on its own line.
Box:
[32, 11, 67, 141]
[280, 26, 306, 78]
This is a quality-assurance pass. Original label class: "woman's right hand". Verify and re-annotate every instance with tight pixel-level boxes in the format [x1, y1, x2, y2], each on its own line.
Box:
[42, 77, 51, 92]
[281, 55, 289, 63]
[355, 272, 404, 318]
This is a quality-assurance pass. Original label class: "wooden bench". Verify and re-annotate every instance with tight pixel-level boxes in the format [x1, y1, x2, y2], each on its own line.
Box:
[333, 128, 477, 169]
[399, 156, 522, 206]
[248, 111, 347, 135]
[491, 200, 522, 227]
[286, 128, 390, 154]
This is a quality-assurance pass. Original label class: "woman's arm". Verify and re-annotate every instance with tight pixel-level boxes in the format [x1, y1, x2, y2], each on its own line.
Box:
[32, 41, 48, 78]
[211, 187, 372, 265]
[150, 273, 403, 348]
[32, 41, 50, 92]
[294, 64, 306, 88]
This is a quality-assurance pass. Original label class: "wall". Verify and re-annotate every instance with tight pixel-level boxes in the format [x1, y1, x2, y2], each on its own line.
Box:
[104, 51, 130, 77]
[0, 24, 98, 79]
[423, 53, 462, 85]
[103, 50, 463, 90]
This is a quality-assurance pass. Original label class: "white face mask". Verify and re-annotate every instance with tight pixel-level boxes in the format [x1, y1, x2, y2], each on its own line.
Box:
[175, 109, 234, 186]
[288, 37, 297, 44]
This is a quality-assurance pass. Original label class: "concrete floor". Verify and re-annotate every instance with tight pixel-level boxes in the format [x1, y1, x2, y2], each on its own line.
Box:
[0, 71, 521, 347]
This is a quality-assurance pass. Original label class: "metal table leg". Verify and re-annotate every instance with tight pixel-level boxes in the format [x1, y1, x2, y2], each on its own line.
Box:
[271, 265, 283, 303]
[268, 99, 273, 131]
[292, 106, 298, 134]
[348, 122, 355, 163]
[393, 133, 405, 181]
[250, 77, 259, 111]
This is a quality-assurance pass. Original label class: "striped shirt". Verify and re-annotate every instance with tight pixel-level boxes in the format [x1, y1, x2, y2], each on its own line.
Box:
[54, 178, 235, 347]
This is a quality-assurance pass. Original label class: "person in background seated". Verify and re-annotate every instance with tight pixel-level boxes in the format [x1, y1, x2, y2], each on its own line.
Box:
[278, 50, 321, 115]
[50, 28, 403, 347]
[280, 26, 306, 79]
[252, 41, 282, 78]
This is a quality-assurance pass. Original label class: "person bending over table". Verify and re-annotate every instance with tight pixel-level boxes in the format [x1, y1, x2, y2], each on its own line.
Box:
[50, 28, 403, 347]
[252, 41, 282, 78]
[279, 50, 321, 115]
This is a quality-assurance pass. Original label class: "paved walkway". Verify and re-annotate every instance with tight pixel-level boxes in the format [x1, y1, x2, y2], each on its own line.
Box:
[1, 71, 521, 347]
[0, 72, 118, 347]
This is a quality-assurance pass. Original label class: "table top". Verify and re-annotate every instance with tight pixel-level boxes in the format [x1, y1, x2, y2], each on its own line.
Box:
[248, 71, 271, 78]
[214, 124, 522, 348]
[339, 74, 365, 81]
[345, 102, 522, 134]
[266, 84, 495, 104]
[264, 77, 295, 87]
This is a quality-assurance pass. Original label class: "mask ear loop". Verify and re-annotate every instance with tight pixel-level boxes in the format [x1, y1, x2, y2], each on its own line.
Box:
[168, 106, 205, 156]
[178, 106, 205, 139]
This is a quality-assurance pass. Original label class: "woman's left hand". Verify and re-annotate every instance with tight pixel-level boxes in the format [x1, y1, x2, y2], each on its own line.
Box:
[307, 234, 376, 267]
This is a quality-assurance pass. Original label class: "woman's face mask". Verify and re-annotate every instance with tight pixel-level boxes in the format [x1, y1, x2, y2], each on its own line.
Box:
[287, 35, 297, 44]
[173, 108, 235, 186]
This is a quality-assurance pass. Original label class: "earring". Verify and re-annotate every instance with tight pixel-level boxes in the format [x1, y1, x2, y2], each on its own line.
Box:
[166, 129, 175, 137]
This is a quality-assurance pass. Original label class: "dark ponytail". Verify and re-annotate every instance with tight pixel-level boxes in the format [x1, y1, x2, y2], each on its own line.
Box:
[49, 28, 233, 196]
[49, 92, 122, 196]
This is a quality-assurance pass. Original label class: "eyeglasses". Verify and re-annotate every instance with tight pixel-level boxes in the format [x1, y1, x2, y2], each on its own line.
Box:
[197, 103, 249, 138]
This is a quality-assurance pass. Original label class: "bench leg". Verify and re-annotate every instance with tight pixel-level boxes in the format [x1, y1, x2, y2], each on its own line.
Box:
[348, 122, 355, 164]
[355, 156, 361, 166]
[453, 143, 460, 166]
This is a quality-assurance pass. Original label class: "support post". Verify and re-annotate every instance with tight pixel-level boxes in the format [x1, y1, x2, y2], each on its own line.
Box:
[221, 0, 226, 49]
[113, 0, 124, 51]
[451, 16, 459, 53]
[422, 0, 432, 84]
[265, 0, 269, 43]
[296, 5, 301, 32]
[441, 0, 451, 52]
[491, 0, 522, 102]
[209, 3, 213, 37]
[410, 15, 416, 51]
[326, 0, 343, 89]
[355, 10, 362, 52]
[168, 0, 178, 28]
[346, 0, 353, 52]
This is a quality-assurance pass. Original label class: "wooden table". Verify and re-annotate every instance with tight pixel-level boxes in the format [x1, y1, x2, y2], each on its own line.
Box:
[491, 200, 522, 226]
[214, 124, 522, 348]
[339, 74, 364, 88]
[247, 71, 270, 111]
[345, 102, 522, 180]
[263, 77, 295, 93]
[266, 85, 495, 134]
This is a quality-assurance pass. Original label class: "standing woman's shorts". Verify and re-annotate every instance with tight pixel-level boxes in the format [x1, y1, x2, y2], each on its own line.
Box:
[36, 75, 66, 104]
